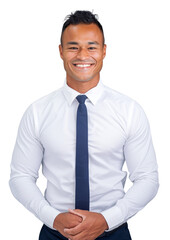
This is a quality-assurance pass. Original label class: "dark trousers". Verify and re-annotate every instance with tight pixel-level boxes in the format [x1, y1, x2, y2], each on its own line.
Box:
[39, 223, 132, 240]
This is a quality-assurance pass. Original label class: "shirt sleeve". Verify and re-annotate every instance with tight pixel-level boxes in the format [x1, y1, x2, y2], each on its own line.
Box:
[9, 104, 60, 229]
[101, 101, 159, 230]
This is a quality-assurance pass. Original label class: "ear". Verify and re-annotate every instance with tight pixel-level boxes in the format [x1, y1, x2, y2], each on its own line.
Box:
[59, 44, 63, 60]
[103, 44, 107, 59]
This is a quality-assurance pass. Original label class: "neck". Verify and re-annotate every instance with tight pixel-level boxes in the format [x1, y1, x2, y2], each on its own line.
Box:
[66, 76, 100, 94]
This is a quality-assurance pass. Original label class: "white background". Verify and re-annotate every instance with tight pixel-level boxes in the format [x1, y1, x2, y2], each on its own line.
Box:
[0, 0, 170, 239]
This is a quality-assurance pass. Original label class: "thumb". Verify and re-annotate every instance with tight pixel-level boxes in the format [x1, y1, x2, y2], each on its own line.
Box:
[68, 209, 86, 220]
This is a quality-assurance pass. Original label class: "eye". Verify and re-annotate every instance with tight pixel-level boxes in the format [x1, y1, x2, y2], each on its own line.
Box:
[88, 47, 97, 50]
[68, 47, 78, 50]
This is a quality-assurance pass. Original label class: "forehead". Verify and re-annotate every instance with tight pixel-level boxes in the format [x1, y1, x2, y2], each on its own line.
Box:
[62, 23, 103, 44]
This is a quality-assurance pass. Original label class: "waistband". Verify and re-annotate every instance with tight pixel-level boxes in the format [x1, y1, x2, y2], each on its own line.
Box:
[42, 222, 128, 240]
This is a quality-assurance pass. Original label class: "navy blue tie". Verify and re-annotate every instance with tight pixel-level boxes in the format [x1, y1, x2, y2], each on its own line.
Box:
[75, 95, 89, 210]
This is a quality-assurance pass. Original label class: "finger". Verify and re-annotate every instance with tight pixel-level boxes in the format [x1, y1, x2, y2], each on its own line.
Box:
[68, 209, 86, 220]
[64, 222, 83, 236]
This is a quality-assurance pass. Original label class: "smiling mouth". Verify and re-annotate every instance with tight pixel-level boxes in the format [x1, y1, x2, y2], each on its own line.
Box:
[72, 63, 95, 69]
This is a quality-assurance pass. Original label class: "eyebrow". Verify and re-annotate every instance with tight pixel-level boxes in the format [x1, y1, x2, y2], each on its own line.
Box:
[88, 41, 99, 45]
[67, 41, 79, 45]
[66, 41, 100, 45]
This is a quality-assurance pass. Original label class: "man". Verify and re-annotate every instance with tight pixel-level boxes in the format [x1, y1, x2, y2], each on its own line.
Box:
[9, 11, 159, 240]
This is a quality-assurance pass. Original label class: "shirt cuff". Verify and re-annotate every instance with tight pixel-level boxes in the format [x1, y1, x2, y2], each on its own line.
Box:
[101, 205, 124, 231]
[39, 205, 60, 229]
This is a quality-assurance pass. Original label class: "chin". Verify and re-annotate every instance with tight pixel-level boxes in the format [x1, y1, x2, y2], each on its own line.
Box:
[75, 75, 97, 82]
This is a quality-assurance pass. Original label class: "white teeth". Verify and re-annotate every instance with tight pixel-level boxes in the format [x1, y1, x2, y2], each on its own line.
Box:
[75, 64, 91, 68]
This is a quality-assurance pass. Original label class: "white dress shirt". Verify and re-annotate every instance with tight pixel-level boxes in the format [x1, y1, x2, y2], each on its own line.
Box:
[9, 80, 159, 231]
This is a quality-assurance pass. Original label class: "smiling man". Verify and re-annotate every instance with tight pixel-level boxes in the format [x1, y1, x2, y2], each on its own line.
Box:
[9, 11, 159, 240]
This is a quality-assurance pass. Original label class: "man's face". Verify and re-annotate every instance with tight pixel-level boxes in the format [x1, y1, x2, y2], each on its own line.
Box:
[59, 23, 106, 84]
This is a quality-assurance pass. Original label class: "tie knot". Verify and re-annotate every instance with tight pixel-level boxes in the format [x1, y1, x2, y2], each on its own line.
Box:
[76, 95, 87, 104]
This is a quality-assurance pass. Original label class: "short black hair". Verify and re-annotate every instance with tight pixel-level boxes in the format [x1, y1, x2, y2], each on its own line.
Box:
[60, 10, 105, 46]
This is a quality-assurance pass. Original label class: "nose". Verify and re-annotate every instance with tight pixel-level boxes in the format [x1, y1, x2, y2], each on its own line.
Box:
[76, 47, 89, 60]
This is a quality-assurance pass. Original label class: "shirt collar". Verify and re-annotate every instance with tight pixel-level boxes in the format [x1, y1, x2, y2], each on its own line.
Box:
[62, 79, 104, 106]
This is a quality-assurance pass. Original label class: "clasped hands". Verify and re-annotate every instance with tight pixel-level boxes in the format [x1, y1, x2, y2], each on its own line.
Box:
[53, 209, 108, 240]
